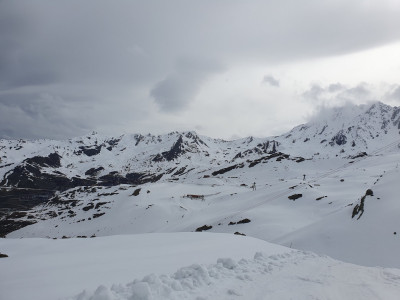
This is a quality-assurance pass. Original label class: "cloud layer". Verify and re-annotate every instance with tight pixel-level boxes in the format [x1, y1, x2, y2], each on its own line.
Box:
[1, 0, 400, 139]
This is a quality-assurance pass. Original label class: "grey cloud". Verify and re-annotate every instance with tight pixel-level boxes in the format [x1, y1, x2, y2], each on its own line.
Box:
[150, 58, 224, 112]
[327, 83, 346, 93]
[302, 82, 373, 104]
[1, 0, 400, 138]
[262, 75, 280, 87]
[302, 84, 325, 101]
[385, 85, 400, 102]
[343, 83, 371, 98]
[0, 93, 92, 139]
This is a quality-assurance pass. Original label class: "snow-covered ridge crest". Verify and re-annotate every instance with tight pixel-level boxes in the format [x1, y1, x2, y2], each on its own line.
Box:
[282, 101, 400, 155]
[1, 101, 400, 237]
[1, 101, 399, 195]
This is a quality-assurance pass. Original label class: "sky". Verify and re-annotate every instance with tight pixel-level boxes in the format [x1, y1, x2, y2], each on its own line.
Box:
[1, 0, 400, 140]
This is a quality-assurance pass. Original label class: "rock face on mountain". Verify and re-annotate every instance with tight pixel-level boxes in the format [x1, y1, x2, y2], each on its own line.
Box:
[1, 102, 400, 236]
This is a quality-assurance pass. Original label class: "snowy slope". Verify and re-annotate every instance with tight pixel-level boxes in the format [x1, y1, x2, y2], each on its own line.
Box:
[3, 102, 400, 269]
[6, 141, 400, 268]
[2, 101, 400, 300]
[1, 233, 400, 300]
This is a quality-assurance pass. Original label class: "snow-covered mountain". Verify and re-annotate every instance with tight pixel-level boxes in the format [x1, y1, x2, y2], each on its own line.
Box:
[1, 101, 400, 300]
[0, 102, 398, 189]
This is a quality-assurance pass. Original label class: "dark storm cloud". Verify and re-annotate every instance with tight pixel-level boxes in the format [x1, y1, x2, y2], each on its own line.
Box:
[262, 75, 280, 87]
[150, 58, 225, 112]
[0, 0, 400, 139]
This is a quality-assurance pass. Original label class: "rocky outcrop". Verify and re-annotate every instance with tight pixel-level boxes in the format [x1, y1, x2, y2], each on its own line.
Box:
[153, 136, 185, 162]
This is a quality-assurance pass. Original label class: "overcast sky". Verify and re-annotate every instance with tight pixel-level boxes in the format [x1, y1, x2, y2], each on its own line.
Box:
[1, 0, 400, 140]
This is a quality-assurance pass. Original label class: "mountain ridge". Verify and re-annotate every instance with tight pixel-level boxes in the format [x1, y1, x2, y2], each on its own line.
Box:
[1, 101, 400, 243]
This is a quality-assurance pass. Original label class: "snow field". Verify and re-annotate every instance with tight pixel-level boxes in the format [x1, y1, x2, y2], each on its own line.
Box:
[6, 152, 400, 268]
[2, 233, 400, 300]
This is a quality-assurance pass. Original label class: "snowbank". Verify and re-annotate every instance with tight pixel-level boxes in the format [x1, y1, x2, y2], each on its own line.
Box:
[0, 233, 286, 300]
[1, 233, 400, 300]
[73, 251, 400, 300]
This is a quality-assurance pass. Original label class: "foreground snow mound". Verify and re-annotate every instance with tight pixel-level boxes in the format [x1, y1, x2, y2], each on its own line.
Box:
[72, 251, 400, 300]
[2, 232, 400, 300]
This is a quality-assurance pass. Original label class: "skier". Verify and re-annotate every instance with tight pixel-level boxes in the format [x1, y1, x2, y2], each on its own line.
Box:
[303, 174, 306, 181]
[252, 182, 256, 191]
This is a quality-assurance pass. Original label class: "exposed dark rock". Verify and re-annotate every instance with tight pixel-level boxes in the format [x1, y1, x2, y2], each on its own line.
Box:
[98, 171, 163, 186]
[173, 166, 187, 176]
[185, 132, 209, 147]
[195, 225, 212, 232]
[212, 163, 244, 176]
[315, 196, 327, 201]
[234, 141, 280, 161]
[1, 161, 94, 192]
[234, 232, 246, 236]
[99, 172, 127, 186]
[153, 136, 185, 162]
[248, 152, 281, 168]
[132, 188, 141, 196]
[25, 153, 61, 168]
[95, 202, 108, 209]
[75, 145, 103, 156]
[46, 211, 58, 218]
[93, 212, 105, 219]
[276, 154, 290, 162]
[97, 192, 119, 197]
[228, 218, 251, 225]
[237, 218, 251, 224]
[82, 203, 94, 211]
[85, 167, 104, 176]
[288, 194, 302, 201]
[0, 163, 14, 168]
[0, 219, 37, 237]
[319, 125, 328, 135]
[165, 167, 177, 174]
[0, 253, 8, 258]
[330, 130, 347, 146]
[352, 189, 373, 219]
[6, 211, 27, 219]
[348, 152, 368, 159]
[0, 188, 55, 218]
[125, 172, 163, 185]
[106, 138, 121, 150]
